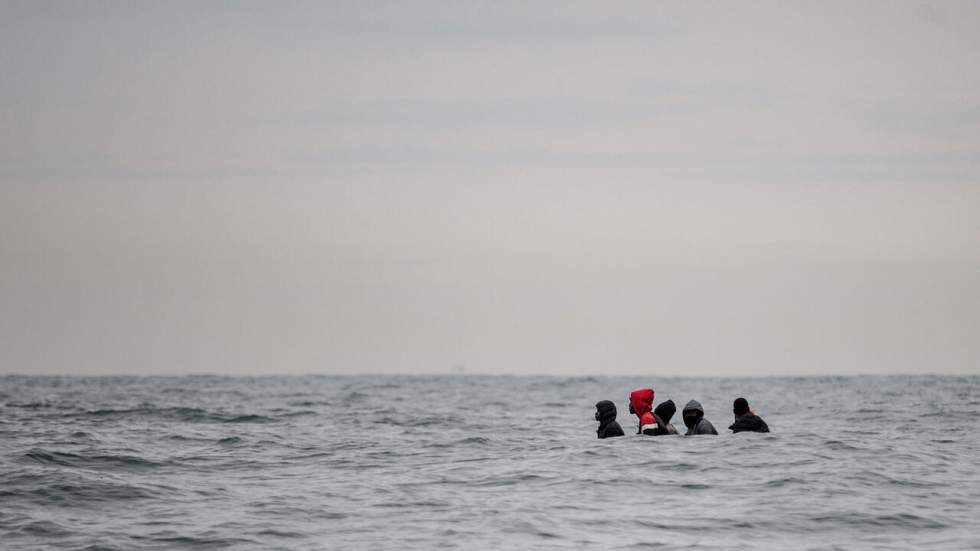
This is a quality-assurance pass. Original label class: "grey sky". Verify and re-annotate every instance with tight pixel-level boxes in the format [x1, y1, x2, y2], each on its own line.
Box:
[2, 2, 978, 376]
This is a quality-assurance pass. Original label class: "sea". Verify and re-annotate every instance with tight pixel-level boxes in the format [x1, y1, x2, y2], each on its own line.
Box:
[1, 375, 979, 550]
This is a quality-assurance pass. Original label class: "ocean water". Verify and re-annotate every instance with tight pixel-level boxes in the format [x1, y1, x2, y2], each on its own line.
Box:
[1, 375, 979, 550]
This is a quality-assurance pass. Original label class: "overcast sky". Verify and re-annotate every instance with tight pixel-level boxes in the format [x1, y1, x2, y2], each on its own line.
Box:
[2, 2, 978, 376]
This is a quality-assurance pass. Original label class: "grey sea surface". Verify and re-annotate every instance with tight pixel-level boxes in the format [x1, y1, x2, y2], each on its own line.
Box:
[1, 375, 979, 550]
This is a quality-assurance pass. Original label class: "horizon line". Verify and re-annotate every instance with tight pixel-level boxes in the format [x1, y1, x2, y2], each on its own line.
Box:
[1, 371, 976, 379]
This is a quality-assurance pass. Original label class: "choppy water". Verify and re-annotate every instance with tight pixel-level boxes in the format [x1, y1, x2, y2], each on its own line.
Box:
[2, 375, 979, 550]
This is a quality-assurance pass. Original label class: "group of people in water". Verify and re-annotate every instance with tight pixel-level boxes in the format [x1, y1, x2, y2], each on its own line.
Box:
[594, 388, 769, 438]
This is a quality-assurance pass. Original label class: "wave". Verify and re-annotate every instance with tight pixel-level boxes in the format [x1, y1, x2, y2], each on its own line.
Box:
[812, 512, 948, 530]
[66, 406, 274, 424]
[9, 519, 73, 537]
[145, 536, 260, 547]
[425, 436, 491, 449]
[288, 400, 331, 407]
[376, 415, 459, 427]
[822, 439, 862, 451]
[223, 414, 272, 423]
[11, 477, 161, 506]
[6, 401, 76, 410]
[763, 476, 808, 487]
[23, 448, 167, 471]
[275, 410, 317, 418]
[342, 391, 369, 402]
[256, 529, 304, 538]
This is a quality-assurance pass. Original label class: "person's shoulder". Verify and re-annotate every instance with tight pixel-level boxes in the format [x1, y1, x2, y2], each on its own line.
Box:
[599, 421, 625, 438]
[749, 413, 769, 430]
[699, 418, 718, 434]
[730, 414, 768, 433]
[728, 417, 749, 432]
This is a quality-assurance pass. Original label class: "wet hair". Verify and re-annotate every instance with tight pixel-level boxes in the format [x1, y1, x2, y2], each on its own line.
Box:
[733, 397, 749, 416]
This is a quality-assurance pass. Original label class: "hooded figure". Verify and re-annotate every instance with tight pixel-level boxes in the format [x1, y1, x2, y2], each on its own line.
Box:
[629, 388, 659, 435]
[682, 399, 718, 435]
[729, 397, 769, 433]
[650, 399, 679, 435]
[595, 400, 625, 439]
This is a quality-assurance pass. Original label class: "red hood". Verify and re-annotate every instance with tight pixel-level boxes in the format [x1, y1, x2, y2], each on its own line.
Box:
[630, 388, 654, 417]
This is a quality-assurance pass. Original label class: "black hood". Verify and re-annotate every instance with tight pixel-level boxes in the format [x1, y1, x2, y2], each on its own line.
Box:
[682, 399, 704, 429]
[733, 397, 750, 417]
[595, 400, 618, 424]
[653, 399, 676, 424]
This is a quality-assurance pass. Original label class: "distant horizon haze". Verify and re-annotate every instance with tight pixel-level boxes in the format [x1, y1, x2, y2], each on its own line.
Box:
[2, 2, 979, 376]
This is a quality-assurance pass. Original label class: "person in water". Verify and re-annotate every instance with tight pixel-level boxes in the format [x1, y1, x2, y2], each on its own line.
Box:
[595, 400, 625, 439]
[681, 399, 718, 435]
[628, 388, 660, 435]
[729, 397, 769, 433]
[650, 399, 679, 435]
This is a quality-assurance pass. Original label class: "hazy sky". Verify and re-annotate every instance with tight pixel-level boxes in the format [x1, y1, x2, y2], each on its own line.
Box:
[2, 2, 979, 376]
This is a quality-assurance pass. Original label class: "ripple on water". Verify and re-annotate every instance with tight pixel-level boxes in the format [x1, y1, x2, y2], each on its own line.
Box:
[27, 478, 161, 506]
[424, 436, 491, 448]
[22, 449, 167, 471]
[1, 374, 978, 550]
[812, 512, 949, 530]
[62, 406, 275, 424]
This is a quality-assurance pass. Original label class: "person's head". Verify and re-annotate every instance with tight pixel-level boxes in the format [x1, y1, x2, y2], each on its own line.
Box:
[595, 400, 617, 424]
[733, 397, 750, 417]
[629, 388, 655, 418]
[682, 399, 704, 429]
[653, 399, 676, 424]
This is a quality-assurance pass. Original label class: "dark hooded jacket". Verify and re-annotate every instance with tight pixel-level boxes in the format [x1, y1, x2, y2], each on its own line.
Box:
[729, 413, 769, 433]
[629, 388, 658, 435]
[729, 398, 769, 433]
[595, 400, 625, 439]
[650, 399, 679, 435]
[682, 399, 718, 435]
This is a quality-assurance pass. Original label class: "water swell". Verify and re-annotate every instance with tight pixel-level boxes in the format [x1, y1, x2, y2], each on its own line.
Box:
[424, 436, 492, 448]
[4, 470, 167, 506]
[22, 448, 167, 471]
[137, 535, 260, 548]
[66, 406, 274, 424]
[1, 374, 978, 550]
[9, 519, 73, 537]
[812, 512, 949, 530]
[7, 401, 60, 409]
[377, 415, 461, 428]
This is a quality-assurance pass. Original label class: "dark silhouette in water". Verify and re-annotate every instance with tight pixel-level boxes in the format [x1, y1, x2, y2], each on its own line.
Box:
[729, 397, 769, 433]
[650, 399, 679, 435]
[682, 399, 718, 435]
[595, 400, 625, 439]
